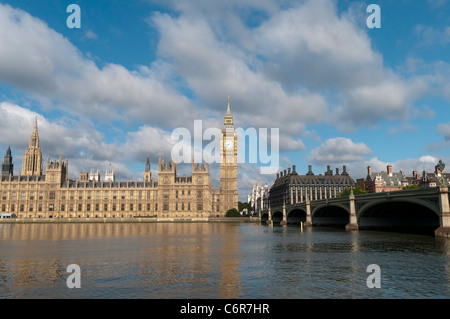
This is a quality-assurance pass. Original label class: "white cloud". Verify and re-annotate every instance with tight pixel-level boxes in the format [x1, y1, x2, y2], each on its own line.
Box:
[307, 137, 373, 166]
[0, 3, 198, 128]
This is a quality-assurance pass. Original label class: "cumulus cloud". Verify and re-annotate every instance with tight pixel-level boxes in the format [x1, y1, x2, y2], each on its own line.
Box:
[307, 137, 373, 166]
[0, 3, 199, 129]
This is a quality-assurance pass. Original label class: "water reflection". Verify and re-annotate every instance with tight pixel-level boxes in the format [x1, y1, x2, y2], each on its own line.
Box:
[0, 223, 449, 298]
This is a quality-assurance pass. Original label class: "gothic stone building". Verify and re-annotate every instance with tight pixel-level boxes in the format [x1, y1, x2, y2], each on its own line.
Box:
[0, 102, 238, 220]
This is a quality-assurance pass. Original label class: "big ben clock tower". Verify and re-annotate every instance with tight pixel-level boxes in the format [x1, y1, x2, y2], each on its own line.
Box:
[220, 97, 238, 214]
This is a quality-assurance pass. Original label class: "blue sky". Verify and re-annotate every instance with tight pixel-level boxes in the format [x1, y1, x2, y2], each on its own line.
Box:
[0, 0, 449, 201]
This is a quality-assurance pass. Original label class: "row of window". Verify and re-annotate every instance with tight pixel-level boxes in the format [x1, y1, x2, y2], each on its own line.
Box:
[1, 201, 206, 213]
[1, 189, 209, 201]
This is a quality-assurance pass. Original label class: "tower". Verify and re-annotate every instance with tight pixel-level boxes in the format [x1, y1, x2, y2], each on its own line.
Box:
[144, 156, 152, 182]
[45, 155, 68, 184]
[21, 117, 43, 176]
[2, 146, 14, 178]
[105, 164, 115, 182]
[220, 96, 238, 213]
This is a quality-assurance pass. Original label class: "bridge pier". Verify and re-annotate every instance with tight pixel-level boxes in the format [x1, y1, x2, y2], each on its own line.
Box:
[345, 194, 358, 231]
[436, 186, 450, 237]
[280, 202, 287, 225]
[304, 200, 312, 227]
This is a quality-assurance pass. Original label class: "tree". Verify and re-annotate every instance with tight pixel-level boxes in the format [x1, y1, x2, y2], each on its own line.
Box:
[238, 201, 252, 212]
[402, 184, 419, 190]
[337, 185, 367, 197]
[225, 208, 241, 217]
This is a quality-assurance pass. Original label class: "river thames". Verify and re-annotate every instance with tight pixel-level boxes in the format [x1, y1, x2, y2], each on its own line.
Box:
[0, 222, 449, 299]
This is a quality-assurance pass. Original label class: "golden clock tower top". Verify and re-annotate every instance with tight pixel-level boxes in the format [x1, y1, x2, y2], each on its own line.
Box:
[224, 96, 234, 127]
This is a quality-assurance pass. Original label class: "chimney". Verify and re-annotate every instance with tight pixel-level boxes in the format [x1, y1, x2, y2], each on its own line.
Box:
[336, 168, 339, 175]
[288, 167, 291, 174]
[367, 166, 372, 176]
[387, 165, 392, 176]
[292, 165, 296, 173]
[276, 173, 279, 179]
[413, 170, 418, 179]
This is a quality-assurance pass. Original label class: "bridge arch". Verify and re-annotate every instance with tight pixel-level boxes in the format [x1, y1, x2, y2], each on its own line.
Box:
[311, 203, 350, 227]
[287, 208, 307, 225]
[261, 212, 269, 224]
[272, 211, 283, 224]
[357, 198, 441, 235]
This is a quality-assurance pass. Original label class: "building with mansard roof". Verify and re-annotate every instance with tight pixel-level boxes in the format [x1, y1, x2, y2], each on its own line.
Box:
[365, 165, 413, 193]
[0, 100, 238, 220]
[269, 164, 355, 210]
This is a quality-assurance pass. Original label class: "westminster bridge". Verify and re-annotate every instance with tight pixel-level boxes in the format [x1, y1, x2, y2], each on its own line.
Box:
[262, 186, 450, 237]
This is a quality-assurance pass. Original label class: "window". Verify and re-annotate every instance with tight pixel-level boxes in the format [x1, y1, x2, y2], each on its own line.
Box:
[11, 204, 15, 212]
[104, 203, 108, 211]
[112, 204, 116, 211]
[87, 191, 91, 200]
[69, 204, 73, 212]
[61, 204, 65, 211]
[21, 192, 26, 200]
[163, 203, 169, 211]
[197, 203, 203, 211]
[38, 204, 42, 212]
[113, 191, 117, 200]
[78, 193, 83, 200]
[49, 204, 54, 212]
[95, 204, 99, 211]
[104, 192, 108, 200]
[78, 204, 82, 211]
[139, 191, 142, 200]
[49, 192, 55, 200]
[121, 204, 125, 211]
[11, 192, 16, 200]
[163, 190, 169, 199]
[129, 204, 133, 211]
[2, 193, 6, 200]
[130, 191, 134, 200]
[87, 204, 91, 211]
[121, 191, 125, 200]
[70, 191, 74, 200]
[61, 192, 66, 200]
[39, 192, 43, 200]
[138, 203, 142, 211]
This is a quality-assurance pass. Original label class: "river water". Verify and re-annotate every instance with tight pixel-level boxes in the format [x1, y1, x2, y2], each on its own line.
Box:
[0, 222, 449, 299]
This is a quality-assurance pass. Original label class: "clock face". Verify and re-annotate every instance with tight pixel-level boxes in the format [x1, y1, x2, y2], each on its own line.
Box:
[225, 139, 234, 150]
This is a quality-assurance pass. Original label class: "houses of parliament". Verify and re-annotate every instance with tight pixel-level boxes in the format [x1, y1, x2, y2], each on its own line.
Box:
[0, 102, 238, 220]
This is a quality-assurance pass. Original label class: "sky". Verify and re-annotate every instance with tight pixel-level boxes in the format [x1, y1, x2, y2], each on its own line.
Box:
[0, 0, 449, 201]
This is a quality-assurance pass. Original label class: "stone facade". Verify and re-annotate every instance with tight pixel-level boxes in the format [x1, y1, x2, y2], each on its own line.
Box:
[0, 103, 238, 220]
[269, 164, 356, 209]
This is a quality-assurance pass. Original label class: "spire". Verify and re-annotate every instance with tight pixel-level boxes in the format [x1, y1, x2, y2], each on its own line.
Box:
[22, 117, 43, 176]
[224, 96, 233, 126]
[145, 156, 151, 172]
